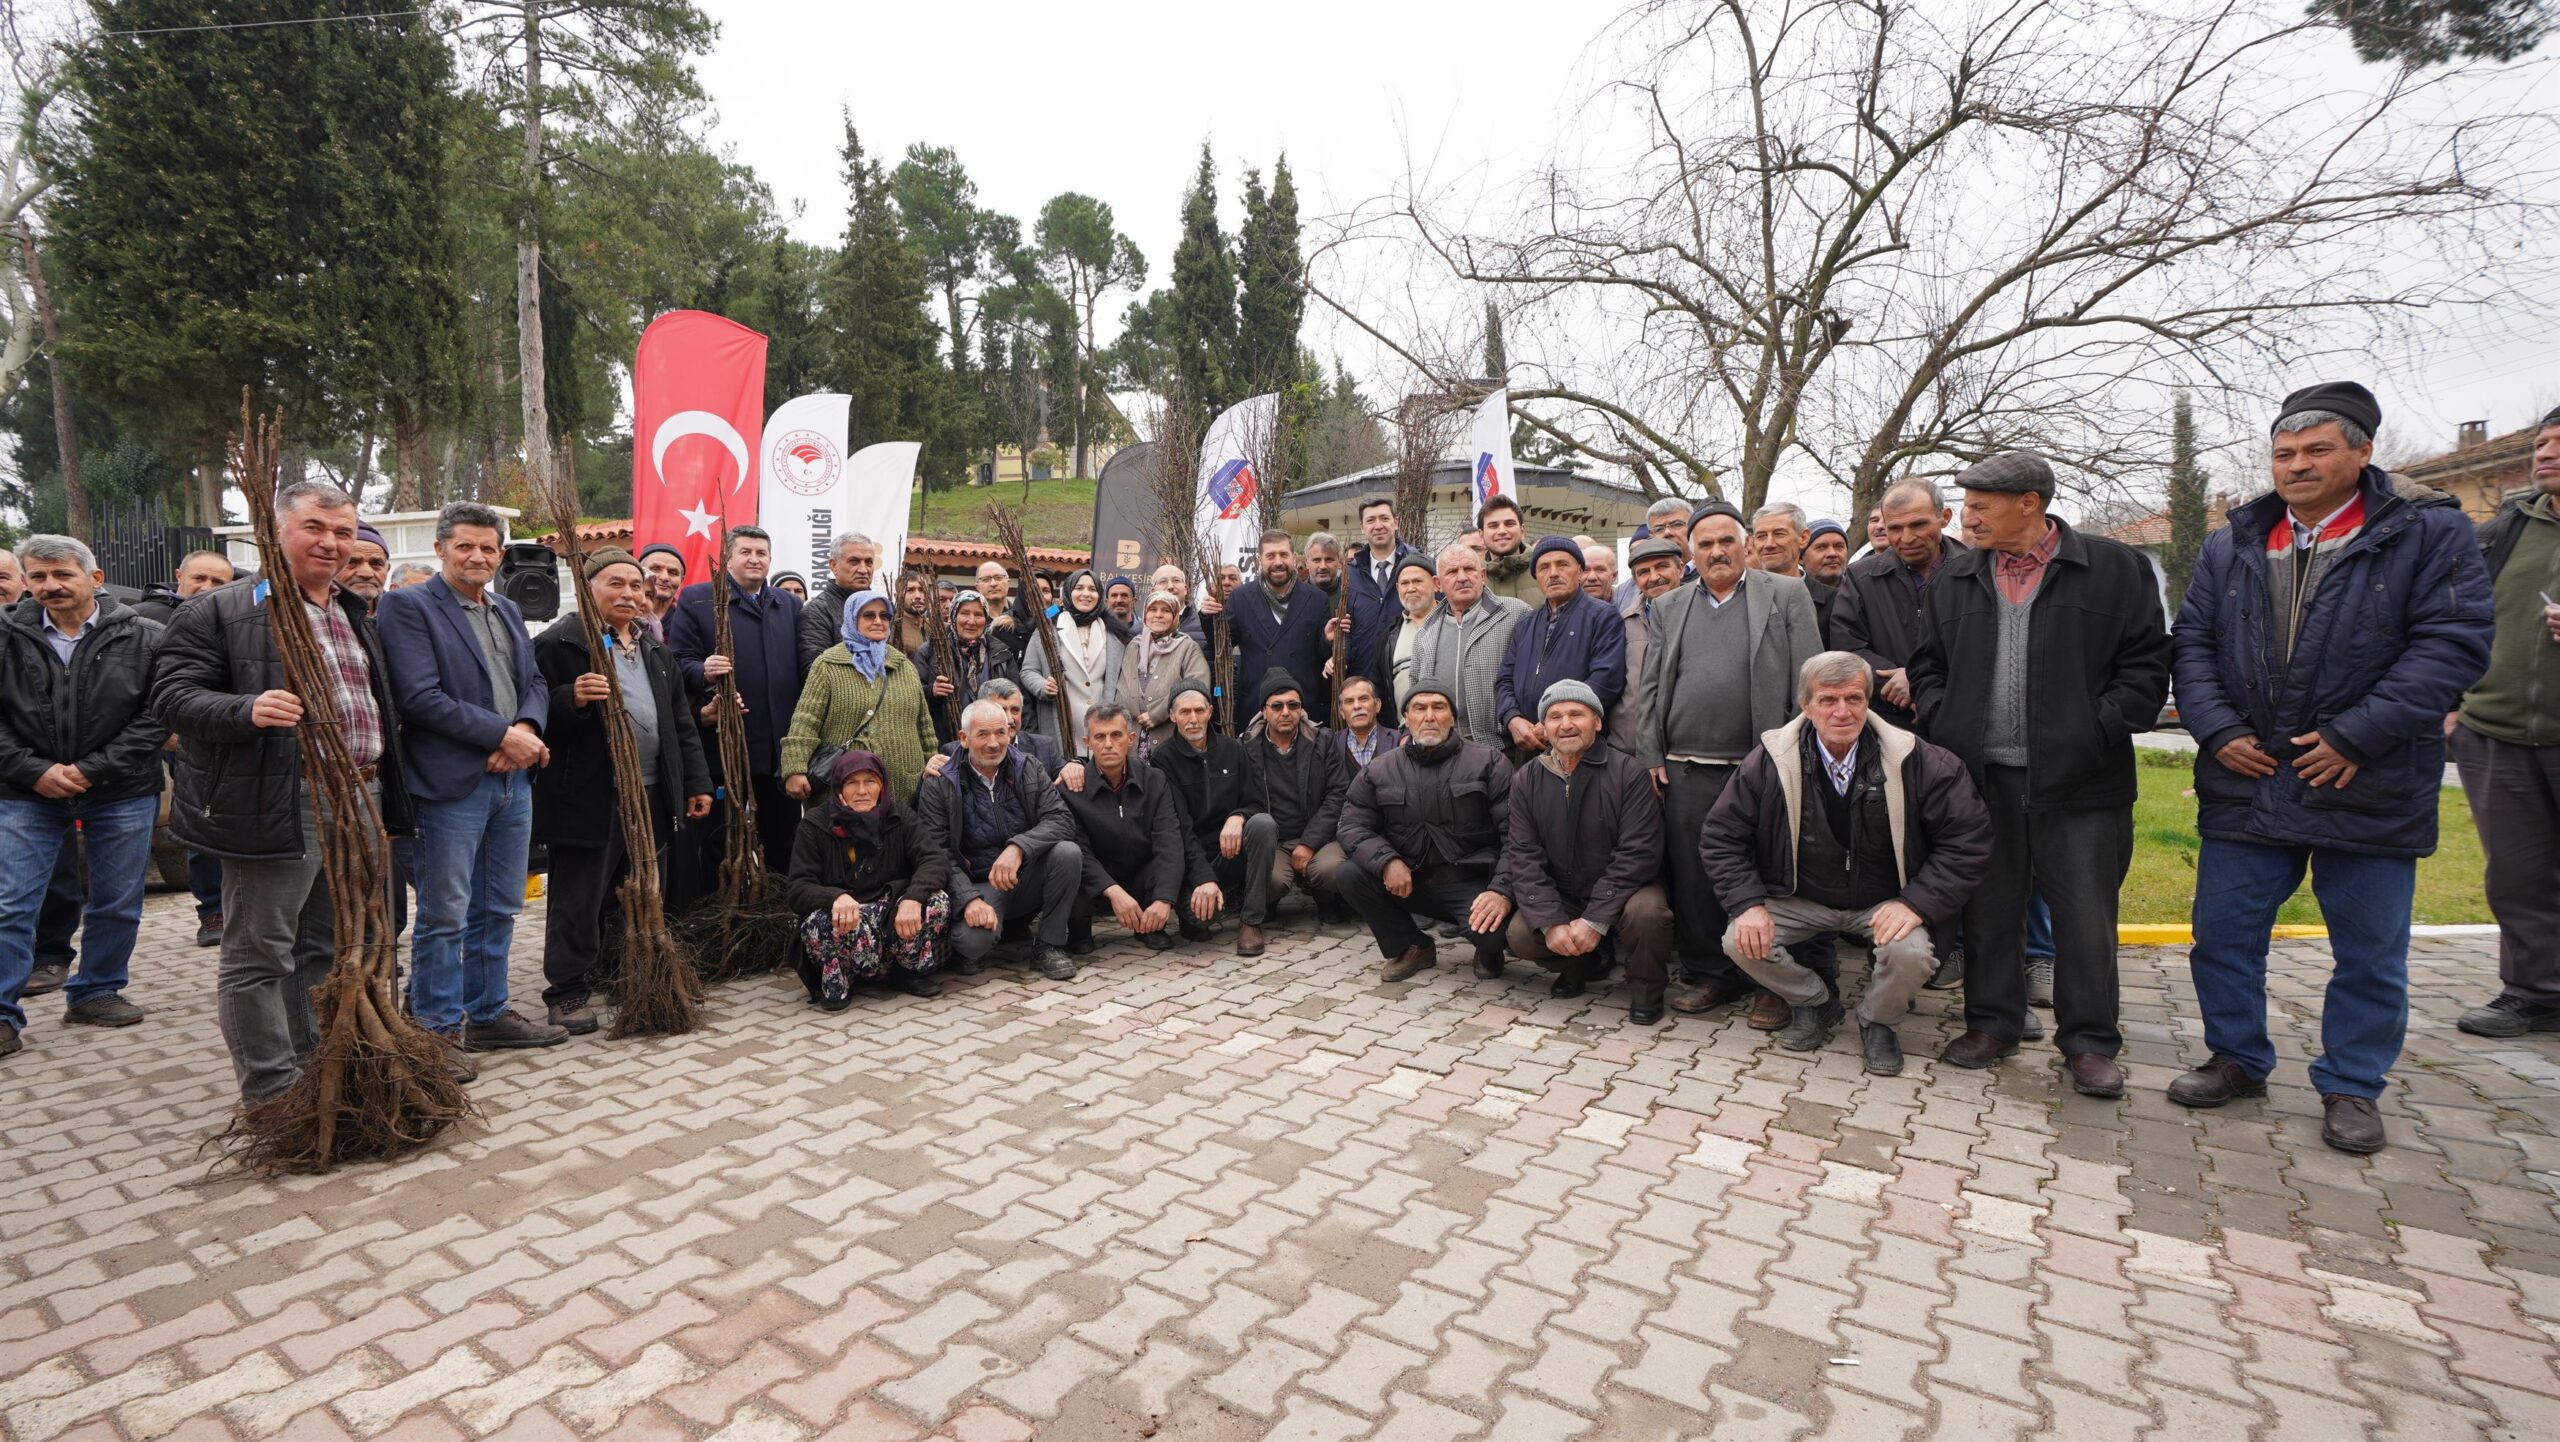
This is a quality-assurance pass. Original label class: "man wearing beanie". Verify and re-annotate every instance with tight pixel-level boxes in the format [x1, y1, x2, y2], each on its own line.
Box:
[1150, 677, 1278, 951]
[1632, 497, 1823, 1026]
[530, 550, 714, 1033]
[1495, 536, 1627, 760]
[1335, 679, 1515, 983]
[2167, 384, 2492, 1153]
[2451, 405, 2560, 1043]
[1909, 451, 2169, 1098]
[1497, 680, 1674, 1024]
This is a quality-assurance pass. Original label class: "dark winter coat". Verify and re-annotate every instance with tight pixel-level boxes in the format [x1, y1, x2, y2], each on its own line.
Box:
[1496, 590, 1628, 729]
[1343, 541, 1422, 675]
[1908, 519, 2171, 813]
[1152, 732, 1263, 862]
[782, 800, 951, 916]
[936, 731, 1064, 776]
[1699, 714, 1992, 925]
[0, 594, 168, 805]
[913, 749, 1078, 906]
[150, 578, 416, 860]
[1246, 729, 1346, 849]
[1827, 539, 1964, 729]
[1497, 745, 1661, 934]
[2172, 469, 2493, 857]
[1056, 760, 1189, 905]
[530, 615, 713, 851]
[373, 577, 549, 805]
[124, 584, 183, 628]
[1335, 740, 1512, 876]
[1223, 579, 1335, 719]
[667, 579, 806, 777]
[799, 580, 860, 671]
[914, 633, 1022, 742]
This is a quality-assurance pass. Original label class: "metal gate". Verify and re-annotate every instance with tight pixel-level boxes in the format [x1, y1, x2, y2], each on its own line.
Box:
[89, 496, 212, 592]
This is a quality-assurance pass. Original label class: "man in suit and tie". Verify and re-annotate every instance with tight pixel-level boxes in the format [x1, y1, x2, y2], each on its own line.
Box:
[375, 503, 563, 1052]
[1632, 500, 1825, 1021]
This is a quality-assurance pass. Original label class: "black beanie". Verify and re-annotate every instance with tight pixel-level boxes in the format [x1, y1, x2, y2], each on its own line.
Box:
[2273, 382, 2381, 439]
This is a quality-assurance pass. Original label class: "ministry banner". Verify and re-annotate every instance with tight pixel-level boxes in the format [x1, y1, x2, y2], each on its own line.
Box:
[757, 392, 853, 582]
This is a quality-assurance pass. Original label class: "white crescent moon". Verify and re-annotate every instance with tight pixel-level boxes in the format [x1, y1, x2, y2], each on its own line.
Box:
[651, 410, 752, 494]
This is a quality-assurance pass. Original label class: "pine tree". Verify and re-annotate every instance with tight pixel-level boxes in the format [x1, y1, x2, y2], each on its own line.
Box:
[1236, 157, 1304, 396]
[1166, 143, 1238, 425]
[2164, 390, 2211, 606]
[824, 123, 962, 485]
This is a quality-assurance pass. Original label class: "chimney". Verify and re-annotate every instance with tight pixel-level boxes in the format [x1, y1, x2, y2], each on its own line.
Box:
[2458, 420, 2488, 450]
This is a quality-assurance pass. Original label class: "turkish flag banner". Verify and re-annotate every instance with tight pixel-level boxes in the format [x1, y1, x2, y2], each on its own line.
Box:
[632, 310, 769, 585]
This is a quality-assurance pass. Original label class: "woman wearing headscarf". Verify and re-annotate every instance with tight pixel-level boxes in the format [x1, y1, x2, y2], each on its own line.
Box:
[1021, 568, 1124, 745]
[916, 589, 1020, 742]
[781, 589, 940, 807]
[785, 751, 952, 1009]
[1117, 589, 1212, 753]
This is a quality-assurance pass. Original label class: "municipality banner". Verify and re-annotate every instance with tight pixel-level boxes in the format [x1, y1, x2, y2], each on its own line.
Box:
[757, 392, 853, 581]
[1194, 393, 1279, 586]
[1468, 386, 1516, 525]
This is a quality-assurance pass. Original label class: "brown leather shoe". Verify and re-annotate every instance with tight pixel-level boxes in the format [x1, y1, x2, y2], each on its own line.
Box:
[2062, 1052, 2125, 1098]
[2165, 1057, 2266, 1108]
[1382, 943, 1436, 983]
[1938, 1029, 2018, 1069]
[2320, 1094, 2385, 1154]
[1746, 991, 1791, 1031]
[1236, 924, 1266, 957]
[1667, 977, 1749, 1014]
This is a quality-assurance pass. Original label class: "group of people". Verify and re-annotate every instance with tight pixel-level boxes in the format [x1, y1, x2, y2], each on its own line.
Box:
[0, 381, 2551, 1158]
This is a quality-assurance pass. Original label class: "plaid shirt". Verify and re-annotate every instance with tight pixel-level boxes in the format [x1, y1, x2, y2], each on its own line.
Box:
[1992, 521, 2062, 605]
[305, 593, 385, 768]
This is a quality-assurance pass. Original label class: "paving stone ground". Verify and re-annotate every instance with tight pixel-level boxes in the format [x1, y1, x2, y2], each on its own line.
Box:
[5, 889, 2559, 1441]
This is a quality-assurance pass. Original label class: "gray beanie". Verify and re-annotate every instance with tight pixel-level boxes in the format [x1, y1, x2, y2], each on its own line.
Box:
[1538, 678, 1605, 721]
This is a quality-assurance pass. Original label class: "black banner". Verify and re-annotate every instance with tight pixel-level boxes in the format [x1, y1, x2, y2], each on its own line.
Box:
[1089, 441, 1161, 581]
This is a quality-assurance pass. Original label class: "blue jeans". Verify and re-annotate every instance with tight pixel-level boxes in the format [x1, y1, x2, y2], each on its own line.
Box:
[2025, 886, 2055, 962]
[2187, 836, 2414, 1099]
[187, 851, 223, 921]
[0, 793, 159, 1030]
[407, 771, 533, 1033]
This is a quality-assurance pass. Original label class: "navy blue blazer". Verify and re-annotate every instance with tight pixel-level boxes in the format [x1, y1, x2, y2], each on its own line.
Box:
[1342, 542, 1420, 676]
[667, 578, 805, 777]
[375, 576, 549, 804]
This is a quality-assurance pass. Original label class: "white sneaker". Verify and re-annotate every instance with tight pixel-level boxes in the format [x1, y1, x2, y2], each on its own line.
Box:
[2026, 958, 2054, 1008]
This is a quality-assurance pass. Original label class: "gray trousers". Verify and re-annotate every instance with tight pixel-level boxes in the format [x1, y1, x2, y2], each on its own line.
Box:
[2452, 723, 2560, 1007]
[1208, 813, 1280, 925]
[215, 795, 372, 1104]
[951, 841, 1084, 961]
[1725, 896, 1935, 1026]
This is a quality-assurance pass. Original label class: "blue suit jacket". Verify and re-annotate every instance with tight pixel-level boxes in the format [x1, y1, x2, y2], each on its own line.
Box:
[375, 577, 548, 804]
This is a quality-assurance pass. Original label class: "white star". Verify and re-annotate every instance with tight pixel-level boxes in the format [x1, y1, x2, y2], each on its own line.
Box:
[679, 501, 719, 537]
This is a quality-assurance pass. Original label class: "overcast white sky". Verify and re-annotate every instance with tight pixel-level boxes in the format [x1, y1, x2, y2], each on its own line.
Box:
[690, 1, 2556, 517]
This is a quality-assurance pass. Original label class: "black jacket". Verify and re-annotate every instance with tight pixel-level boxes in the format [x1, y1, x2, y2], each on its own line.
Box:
[1057, 760, 1189, 905]
[124, 584, 183, 628]
[1152, 732, 1263, 863]
[1699, 715, 1993, 926]
[1908, 519, 2171, 812]
[1497, 745, 1661, 934]
[915, 633, 1022, 742]
[530, 615, 714, 851]
[913, 750, 1078, 906]
[1247, 729, 1346, 849]
[800, 581, 855, 670]
[0, 595, 168, 805]
[1828, 539, 1964, 728]
[782, 800, 951, 916]
[1336, 740, 1512, 876]
[150, 577, 416, 859]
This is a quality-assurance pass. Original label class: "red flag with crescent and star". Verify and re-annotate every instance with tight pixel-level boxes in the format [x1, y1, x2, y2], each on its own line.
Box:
[633, 310, 769, 584]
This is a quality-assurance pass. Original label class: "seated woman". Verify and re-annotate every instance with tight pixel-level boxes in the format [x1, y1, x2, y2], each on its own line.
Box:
[785, 751, 953, 1010]
[781, 589, 940, 806]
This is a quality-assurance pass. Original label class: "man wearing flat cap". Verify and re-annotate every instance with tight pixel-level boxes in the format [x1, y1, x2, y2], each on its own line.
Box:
[531, 549, 715, 1033]
[1909, 450, 2170, 1097]
[1609, 537, 1687, 758]
[1632, 498, 1824, 1026]
[1496, 535, 1627, 760]
[2451, 404, 2560, 1045]
[2168, 383, 2491, 1153]
[1335, 678, 1515, 982]
[1498, 680, 1674, 1024]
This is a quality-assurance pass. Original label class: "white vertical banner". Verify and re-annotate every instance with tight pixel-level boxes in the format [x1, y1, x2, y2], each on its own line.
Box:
[1468, 386, 1515, 524]
[757, 392, 852, 579]
[841, 440, 922, 582]
[1194, 392, 1280, 586]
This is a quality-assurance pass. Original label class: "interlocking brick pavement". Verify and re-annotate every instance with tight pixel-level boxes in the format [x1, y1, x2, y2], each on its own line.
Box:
[5, 898, 2559, 1439]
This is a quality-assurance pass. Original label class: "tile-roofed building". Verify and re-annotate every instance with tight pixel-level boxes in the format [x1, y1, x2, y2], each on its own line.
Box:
[2392, 420, 2534, 522]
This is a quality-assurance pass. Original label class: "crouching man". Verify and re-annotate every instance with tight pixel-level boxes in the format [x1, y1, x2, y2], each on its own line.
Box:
[1334, 678, 1514, 983]
[1702, 652, 1992, 1074]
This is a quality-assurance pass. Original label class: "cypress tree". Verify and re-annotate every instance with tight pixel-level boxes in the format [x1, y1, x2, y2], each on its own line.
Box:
[1167, 143, 1238, 425]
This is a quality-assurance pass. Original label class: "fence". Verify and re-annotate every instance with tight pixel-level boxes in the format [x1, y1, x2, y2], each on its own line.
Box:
[90, 496, 212, 592]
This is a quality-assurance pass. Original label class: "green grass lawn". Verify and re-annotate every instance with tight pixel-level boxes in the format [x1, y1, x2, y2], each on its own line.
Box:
[914, 478, 1100, 552]
[2125, 747, 2488, 925]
